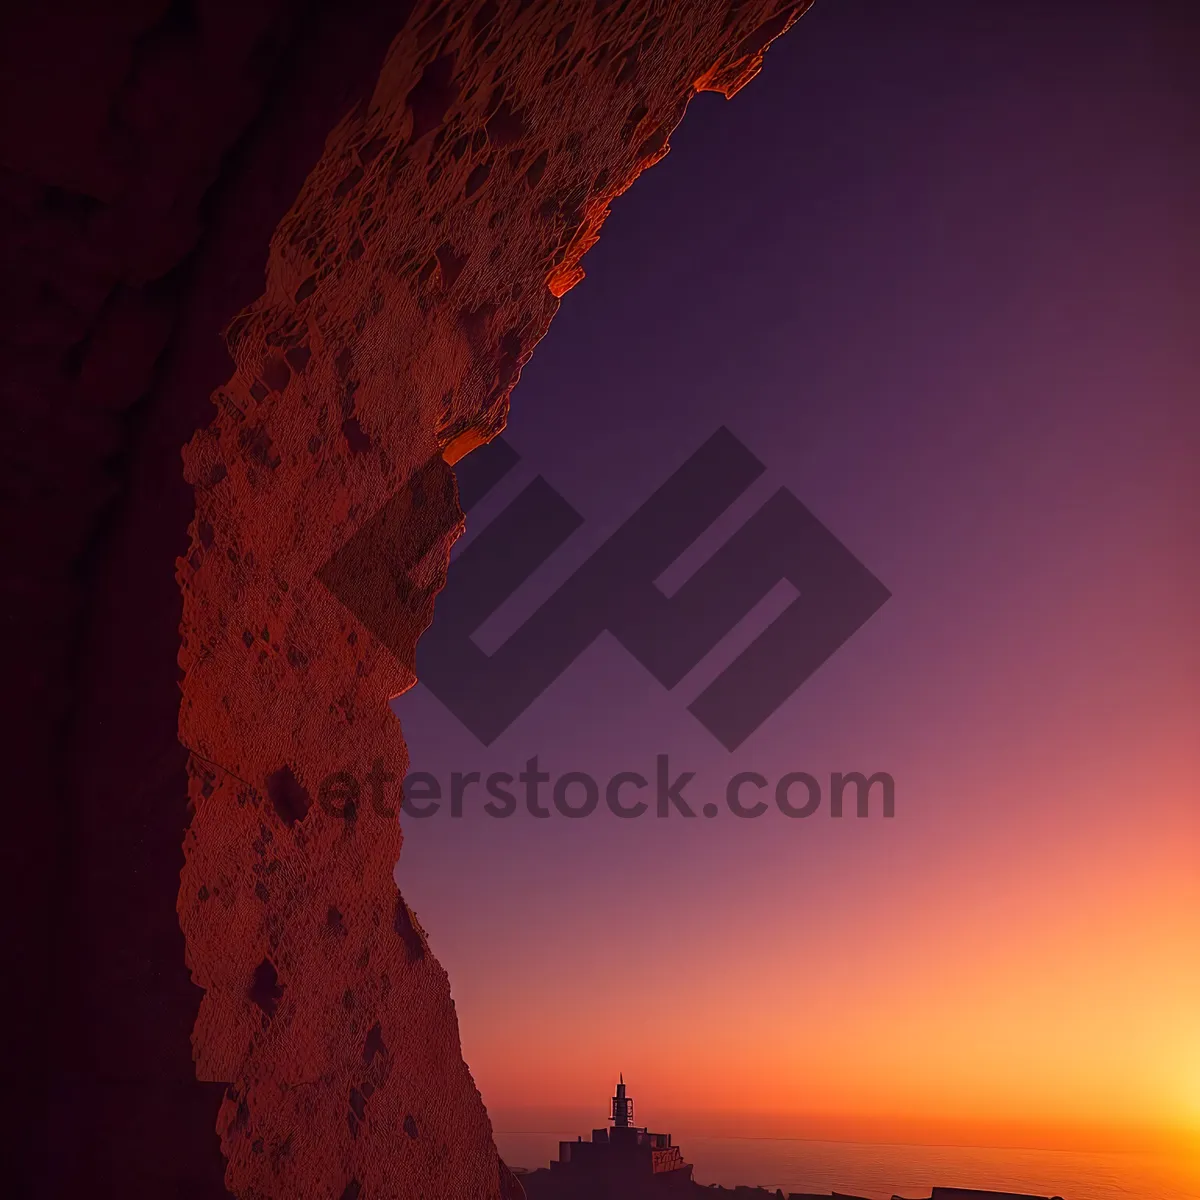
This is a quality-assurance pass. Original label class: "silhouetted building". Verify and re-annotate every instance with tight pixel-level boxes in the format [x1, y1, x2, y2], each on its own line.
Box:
[515, 1084, 1065, 1200]
[534, 1076, 694, 1196]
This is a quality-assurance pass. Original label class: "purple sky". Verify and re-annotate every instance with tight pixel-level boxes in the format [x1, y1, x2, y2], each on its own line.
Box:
[391, 0, 1199, 1150]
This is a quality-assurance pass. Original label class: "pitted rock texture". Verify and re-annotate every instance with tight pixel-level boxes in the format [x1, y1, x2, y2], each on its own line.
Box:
[1, 0, 805, 1193]
[178, 2, 808, 1198]
[3, 2, 429, 1192]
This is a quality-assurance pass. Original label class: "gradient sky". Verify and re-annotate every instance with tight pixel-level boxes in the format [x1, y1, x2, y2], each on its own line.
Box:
[391, 0, 1199, 1156]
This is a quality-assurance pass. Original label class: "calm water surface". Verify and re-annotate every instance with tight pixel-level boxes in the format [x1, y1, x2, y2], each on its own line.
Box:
[495, 1132, 1200, 1199]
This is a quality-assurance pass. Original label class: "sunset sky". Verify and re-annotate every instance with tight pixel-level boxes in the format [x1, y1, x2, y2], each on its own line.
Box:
[392, 0, 1199, 1157]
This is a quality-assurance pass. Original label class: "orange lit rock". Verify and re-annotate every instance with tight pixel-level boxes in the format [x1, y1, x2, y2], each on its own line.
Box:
[177, 2, 809, 1196]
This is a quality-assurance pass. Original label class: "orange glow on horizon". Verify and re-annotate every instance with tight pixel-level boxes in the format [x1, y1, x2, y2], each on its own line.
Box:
[438, 764, 1200, 1159]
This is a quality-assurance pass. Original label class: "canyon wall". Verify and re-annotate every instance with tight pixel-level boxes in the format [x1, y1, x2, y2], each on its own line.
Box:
[2, 0, 808, 1195]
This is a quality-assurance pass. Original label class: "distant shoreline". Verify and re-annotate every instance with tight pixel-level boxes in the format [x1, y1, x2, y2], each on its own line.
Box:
[494, 1131, 1195, 1199]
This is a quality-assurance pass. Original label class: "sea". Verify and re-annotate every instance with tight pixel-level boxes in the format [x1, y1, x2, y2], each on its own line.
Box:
[493, 1132, 1200, 1199]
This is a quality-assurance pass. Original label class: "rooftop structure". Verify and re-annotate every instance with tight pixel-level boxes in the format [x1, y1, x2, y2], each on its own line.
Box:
[545, 1076, 694, 1195]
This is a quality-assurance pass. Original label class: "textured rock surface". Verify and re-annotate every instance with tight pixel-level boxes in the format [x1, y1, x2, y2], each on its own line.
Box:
[179, 4, 809, 1193]
[2, 3, 424, 1193]
[2, 0, 806, 1196]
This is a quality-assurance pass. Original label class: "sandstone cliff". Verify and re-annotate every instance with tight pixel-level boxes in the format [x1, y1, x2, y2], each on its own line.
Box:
[1, 1, 809, 1195]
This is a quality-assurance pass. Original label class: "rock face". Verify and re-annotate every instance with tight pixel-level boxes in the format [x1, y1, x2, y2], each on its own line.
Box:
[4, 4, 425, 1194]
[3, 1, 807, 1196]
